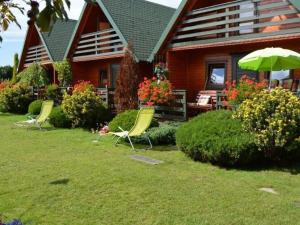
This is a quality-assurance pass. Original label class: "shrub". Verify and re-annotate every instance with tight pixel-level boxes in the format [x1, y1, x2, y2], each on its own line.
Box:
[62, 89, 109, 128]
[224, 75, 267, 106]
[49, 106, 72, 128]
[176, 110, 260, 166]
[28, 100, 43, 115]
[132, 122, 181, 146]
[0, 80, 11, 92]
[45, 84, 61, 103]
[53, 59, 72, 87]
[73, 80, 94, 93]
[234, 88, 300, 160]
[138, 77, 173, 106]
[109, 109, 159, 132]
[0, 84, 33, 114]
[17, 63, 49, 87]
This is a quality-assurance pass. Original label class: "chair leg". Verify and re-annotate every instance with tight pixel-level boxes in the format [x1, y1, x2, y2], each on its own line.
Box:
[115, 136, 122, 147]
[127, 136, 135, 151]
[146, 135, 153, 150]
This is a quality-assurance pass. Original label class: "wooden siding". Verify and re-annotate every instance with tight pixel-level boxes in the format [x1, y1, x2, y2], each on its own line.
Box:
[167, 38, 300, 101]
[72, 59, 153, 87]
[169, 0, 300, 48]
[68, 4, 124, 62]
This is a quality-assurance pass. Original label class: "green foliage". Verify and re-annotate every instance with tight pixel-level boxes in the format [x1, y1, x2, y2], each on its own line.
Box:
[11, 53, 19, 84]
[49, 106, 72, 128]
[62, 89, 109, 128]
[53, 60, 72, 87]
[132, 122, 181, 146]
[109, 109, 159, 132]
[176, 110, 260, 166]
[0, 84, 33, 114]
[28, 100, 43, 115]
[234, 88, 300, 160]
[45, 84, 61, 103]
[17, 63, 49, 87]
[0, 66, 13, 81]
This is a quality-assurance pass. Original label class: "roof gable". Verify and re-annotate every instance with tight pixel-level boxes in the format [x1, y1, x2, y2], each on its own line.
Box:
[100, 0, 175, 61]
[149, 0, 300, 61]
[41, 20, 77, 61]
[66, 0, 175, 62]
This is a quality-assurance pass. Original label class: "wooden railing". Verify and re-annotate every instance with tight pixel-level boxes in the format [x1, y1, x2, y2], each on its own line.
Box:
[140, 90, 187, 121]
[96, 88, 116, 111]
[73, 29, 125, 61]
[25, 45, 50, 66]
[172, 0, 300, 48]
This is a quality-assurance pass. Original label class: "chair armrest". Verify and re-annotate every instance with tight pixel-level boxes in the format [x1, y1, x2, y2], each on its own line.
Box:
[118, 126, 125, 132]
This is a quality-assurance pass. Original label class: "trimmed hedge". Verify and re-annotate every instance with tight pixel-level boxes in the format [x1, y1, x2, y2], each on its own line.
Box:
[109, 109, 159, 132]
[132, 122, 181, 146]
[28, 100, 43, 115]
[176, 110, 261, 167]
[49, 106, 72, 128]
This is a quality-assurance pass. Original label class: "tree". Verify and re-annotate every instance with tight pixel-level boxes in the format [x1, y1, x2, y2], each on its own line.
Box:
[17, 62, 49, 87]
[0, 0, 85, 42]
[53, 59, 72, 87]
[11, 53, 18, 83]
[0, 65, 13, 80]
[114, 44, 139, 113]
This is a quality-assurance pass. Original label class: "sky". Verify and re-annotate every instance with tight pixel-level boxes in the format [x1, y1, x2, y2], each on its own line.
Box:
[0, 0, 181, 66]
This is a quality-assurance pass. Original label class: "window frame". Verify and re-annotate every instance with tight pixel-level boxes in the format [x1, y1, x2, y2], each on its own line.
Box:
[205, 60, 228, 90]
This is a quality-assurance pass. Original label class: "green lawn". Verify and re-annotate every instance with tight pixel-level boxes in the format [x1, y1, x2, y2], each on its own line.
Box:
[0, 114, 300, 225]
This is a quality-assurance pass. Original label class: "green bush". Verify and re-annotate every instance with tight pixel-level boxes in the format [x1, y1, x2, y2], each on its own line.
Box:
[45, 84, 62, 103]
[176, 110, 260, 166]
[132, 122, 181, 146]
[62, 89, 109, 128]
[49, 106, 72, 128]
[17, 63, 49, 87]
[28, 100, 43, 115]
[109, 109, 159, 132]
[0, 84, 33, 114]
[234, 88, 300, 160]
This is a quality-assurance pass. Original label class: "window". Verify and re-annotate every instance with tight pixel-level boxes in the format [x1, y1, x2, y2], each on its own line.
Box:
[110, 64, 120, 88]
[239, 1, 255, 34]
[232, 53, 258, 82]
[99, 70, 108, 88]
[206, 63, 226, 90]
[270, 70, 293, 89]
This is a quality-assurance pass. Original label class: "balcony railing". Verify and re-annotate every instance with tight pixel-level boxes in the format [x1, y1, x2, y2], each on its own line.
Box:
[171, 0, 300, 48]
[73, 28, 125, 61]
[25, 45, 50, 66]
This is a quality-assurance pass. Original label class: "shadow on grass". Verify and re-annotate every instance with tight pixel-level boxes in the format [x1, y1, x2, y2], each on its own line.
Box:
[223, 162, 300, 175]
[49, 178, 70, 185]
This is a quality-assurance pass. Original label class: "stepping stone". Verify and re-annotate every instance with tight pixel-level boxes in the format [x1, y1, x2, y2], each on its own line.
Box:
[130, 155, 164, 165]
[259, 187, 279, 195]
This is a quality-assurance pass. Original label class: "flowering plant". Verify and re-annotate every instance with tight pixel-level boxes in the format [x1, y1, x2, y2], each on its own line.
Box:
[224, 75, 267, 106]
[154, 62, 168, 81]
[0, 81, 11, 92]
[73, 80, 94, 93]
[0, 219, 23, 225]
[138, 77, 173, 106]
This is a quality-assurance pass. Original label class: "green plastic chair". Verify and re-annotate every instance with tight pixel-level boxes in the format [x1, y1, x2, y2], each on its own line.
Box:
[15, 100, 54, 130]
[111, 107, 155, 150]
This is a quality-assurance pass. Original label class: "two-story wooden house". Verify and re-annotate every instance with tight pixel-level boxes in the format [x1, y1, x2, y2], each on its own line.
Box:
[19, 0, 175, 88]
[149, 0, 300, 100]
[18, 20, 77, 83]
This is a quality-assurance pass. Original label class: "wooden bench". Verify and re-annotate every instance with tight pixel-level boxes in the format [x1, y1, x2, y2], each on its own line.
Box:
[188, 90, 219, 112]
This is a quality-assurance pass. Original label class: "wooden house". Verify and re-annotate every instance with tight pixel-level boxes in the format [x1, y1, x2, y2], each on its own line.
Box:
[18, 21, 77, 83]
[64, 0, 175, 88]
[19, 0, 175, 88]
[149, 0, 300, 101]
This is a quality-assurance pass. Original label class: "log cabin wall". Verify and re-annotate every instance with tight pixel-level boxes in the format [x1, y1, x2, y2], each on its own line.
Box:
[167, 37, 300, 101]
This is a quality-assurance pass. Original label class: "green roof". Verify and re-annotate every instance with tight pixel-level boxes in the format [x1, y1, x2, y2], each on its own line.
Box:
[41, 20, 77, 61]
[87, 0, 175, 61]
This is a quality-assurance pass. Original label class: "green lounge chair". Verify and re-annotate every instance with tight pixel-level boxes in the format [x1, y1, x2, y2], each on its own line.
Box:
[111, 107, 155, 151]
[15, 100, 54, 130]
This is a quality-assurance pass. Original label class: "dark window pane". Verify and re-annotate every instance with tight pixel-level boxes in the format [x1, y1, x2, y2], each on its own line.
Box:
[99, 70, 108, 88]
[110, 64, 120, 88]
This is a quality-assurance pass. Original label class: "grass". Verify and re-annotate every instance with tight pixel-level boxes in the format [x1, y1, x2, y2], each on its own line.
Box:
[0, 114, 300, 225]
